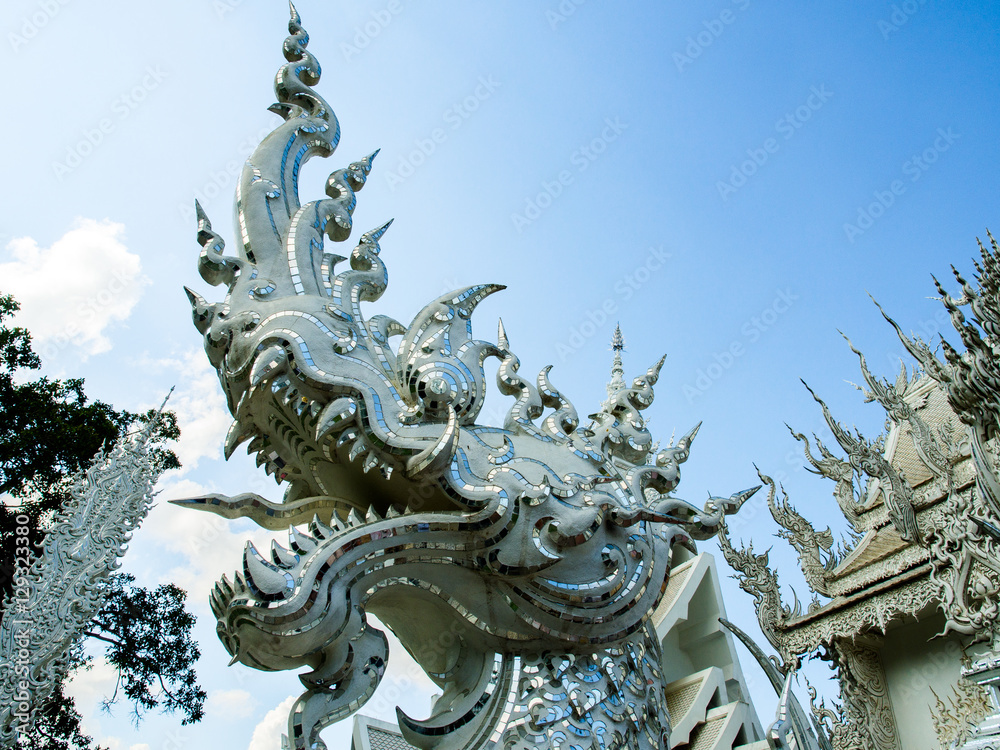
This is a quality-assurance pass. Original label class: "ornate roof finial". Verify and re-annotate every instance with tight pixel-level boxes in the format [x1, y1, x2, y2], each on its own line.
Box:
[607, 324, 626, 399]
[611, 323, 625, 352]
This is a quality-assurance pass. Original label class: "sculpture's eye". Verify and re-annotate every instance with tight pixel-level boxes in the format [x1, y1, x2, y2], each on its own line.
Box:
[413, 367, 468, 415]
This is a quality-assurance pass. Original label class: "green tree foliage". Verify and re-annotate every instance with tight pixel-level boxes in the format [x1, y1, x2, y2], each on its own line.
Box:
[87, 575, 205, 725]
[0, 293, 204, 748]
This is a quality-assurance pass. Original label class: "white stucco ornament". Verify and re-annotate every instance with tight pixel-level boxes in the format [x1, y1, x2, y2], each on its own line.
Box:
[0, 414, 164, 743]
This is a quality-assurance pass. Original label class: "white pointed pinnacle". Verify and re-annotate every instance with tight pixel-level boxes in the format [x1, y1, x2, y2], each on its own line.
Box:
[270, 539, 298, 568]
[309, 513, 334, 541]
[498, 318, 510, 351]
[361, 218, 394, 248]
[289, 525, 317, 554]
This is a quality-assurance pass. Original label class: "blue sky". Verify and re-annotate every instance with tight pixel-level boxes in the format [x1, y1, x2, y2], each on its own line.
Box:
[2, 1, 999, 747]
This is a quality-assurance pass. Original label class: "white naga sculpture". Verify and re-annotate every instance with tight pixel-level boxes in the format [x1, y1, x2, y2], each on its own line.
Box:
[179, 7, 754, 749]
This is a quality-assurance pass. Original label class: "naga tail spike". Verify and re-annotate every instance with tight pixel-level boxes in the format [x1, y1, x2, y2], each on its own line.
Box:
[274, 3, 330, 120]
[646, 354, 667, 385]
[497, 318, 510, 350]
[868, 293, 952, 383]
[538, 365, 580, 438]
[184, 286, 215, 334]
[332, 149, 380, 194]
[362, 219, 394, 247]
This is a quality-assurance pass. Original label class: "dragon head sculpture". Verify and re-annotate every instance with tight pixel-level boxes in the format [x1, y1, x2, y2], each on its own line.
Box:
[177, 6, 755, 748]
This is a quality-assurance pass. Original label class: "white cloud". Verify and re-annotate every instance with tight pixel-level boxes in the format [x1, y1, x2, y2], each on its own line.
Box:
[168, 351, 231, 472]
[64, 656, 119, 716]
[141, 349, 231, 474]
[129, 745, 151, 750]
[138, 491, 275, 614]
[247, 695, 297, 750]
[1, 218, 147, 359]
[64, 658, 124, 750]
[206, 689, 257, 720]
[155, 477, 213, 503]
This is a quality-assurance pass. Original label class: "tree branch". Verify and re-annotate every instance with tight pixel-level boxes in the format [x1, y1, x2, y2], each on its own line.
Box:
[156, 672, 179, 701]
[84, 630, 124, 648]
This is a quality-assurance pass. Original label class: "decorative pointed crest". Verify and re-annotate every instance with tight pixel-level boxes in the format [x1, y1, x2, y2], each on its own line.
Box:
[607, 324, 626, 398]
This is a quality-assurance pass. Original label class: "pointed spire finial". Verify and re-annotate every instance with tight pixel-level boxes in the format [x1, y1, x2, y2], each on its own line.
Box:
[606, 324, 626, 399]
[611, 323, 625, 352]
